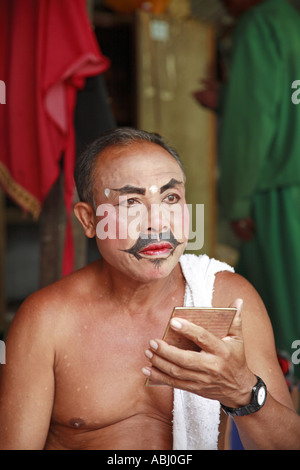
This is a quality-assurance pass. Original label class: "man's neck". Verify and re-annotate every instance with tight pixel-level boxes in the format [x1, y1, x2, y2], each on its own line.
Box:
[101, 261, 185, 316]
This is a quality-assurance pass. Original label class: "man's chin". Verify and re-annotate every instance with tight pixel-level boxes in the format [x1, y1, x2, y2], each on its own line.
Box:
[129, 250, 183, 281]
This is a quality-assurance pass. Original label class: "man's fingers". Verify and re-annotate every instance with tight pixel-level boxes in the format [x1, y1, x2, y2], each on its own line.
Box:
[143, 300, 245, 384]
[165, 317, 227, 356]
[143, 339, 219, 387]
[144, 344, 202, 384]
[146, 338, 201, 371]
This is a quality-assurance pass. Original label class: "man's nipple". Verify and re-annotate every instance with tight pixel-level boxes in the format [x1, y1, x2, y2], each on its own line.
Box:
[69, 418, 86, 428]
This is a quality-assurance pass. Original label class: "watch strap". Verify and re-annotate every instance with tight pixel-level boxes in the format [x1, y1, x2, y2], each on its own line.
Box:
[221, 376, 267, 417]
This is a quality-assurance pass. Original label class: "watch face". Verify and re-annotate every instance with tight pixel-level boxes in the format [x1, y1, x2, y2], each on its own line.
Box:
[257, 386, 266, 406]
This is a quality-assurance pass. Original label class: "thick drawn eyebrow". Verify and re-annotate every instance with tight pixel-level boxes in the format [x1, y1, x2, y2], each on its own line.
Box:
[159, 178, 184, 194]
[111, 185, 146, 195]
[111, 178, 184, 196]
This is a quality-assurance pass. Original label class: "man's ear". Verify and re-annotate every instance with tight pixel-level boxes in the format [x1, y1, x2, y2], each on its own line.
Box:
[74, 202, 96, 238]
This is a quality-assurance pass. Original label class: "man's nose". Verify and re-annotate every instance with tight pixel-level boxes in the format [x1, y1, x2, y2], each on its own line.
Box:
[142, 203, 170, 235]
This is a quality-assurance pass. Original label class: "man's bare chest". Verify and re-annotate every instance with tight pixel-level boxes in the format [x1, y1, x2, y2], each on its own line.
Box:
[50, 309, 174, 432]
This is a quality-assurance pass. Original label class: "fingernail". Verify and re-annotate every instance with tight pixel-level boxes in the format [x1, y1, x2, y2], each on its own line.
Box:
[170, 318, 182, 330]
[142, 367, 151, 376]
[145, 349, 153, 359]
[150, 339, 158, 350]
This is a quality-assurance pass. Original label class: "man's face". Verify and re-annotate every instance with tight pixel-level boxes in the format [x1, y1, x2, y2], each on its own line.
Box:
[91, 142, 189, 283]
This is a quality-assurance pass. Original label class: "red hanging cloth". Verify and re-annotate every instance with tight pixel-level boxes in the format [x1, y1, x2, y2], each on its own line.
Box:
[0, 0, 110, 276]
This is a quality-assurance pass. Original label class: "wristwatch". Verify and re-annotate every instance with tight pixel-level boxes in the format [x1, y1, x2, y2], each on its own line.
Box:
[221, 376, 267, 417]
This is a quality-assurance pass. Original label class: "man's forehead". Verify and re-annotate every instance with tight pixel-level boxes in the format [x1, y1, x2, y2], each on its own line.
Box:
[95, 142, 184, 187]
[97, 141, 181, 170]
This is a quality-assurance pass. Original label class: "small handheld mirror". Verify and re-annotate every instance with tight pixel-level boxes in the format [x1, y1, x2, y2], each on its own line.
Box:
[145, 307, 237, 386]
[163, 306, 237, 351]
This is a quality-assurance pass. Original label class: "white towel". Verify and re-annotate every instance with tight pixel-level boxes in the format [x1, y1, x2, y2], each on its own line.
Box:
[172, 254, 234, 450]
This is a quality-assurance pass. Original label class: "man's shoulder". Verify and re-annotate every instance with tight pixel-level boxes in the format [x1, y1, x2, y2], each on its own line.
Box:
[213, 269, 261, 308]
[12, 261, 102, 328]
[4, 261, 104, 364]
[214, 269, 246, 288]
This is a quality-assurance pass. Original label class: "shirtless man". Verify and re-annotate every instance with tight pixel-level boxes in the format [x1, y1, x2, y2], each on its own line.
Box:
[0, 128, 299, 450]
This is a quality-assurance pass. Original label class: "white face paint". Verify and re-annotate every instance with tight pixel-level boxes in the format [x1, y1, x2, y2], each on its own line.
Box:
[104, 188, 110, 198]
[149, 185, 159, 194]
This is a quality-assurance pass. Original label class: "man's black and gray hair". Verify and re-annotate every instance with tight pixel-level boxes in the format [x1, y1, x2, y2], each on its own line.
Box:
[74, 127, 185, 206]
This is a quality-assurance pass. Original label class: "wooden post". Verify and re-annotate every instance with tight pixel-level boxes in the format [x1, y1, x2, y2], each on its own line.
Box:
[39, 176, 65, 288]
[39, 173, 87, 289]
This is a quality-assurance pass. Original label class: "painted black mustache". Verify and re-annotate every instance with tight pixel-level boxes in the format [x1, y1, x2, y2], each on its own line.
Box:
[122, 231, 182, 260]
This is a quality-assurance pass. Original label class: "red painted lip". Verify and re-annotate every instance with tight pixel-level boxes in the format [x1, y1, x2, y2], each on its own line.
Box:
[139, 242, 173, 256]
